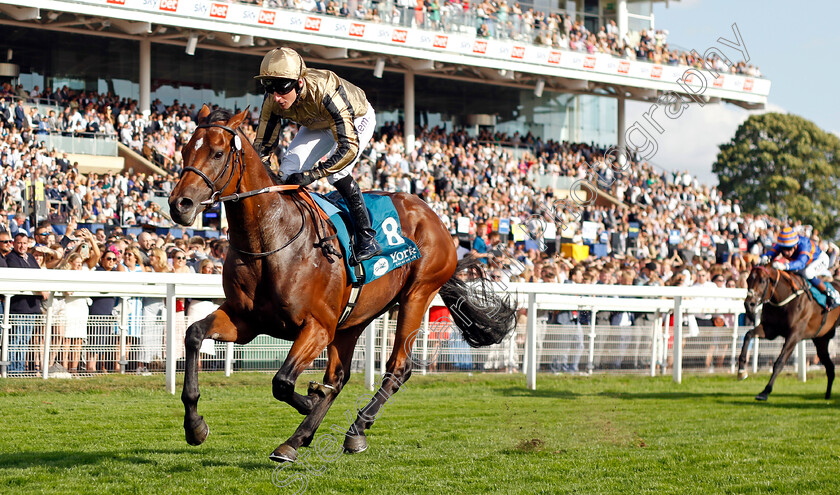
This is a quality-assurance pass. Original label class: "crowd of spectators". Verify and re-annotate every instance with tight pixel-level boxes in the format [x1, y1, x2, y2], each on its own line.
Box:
[238, 0, 760, 76]
[0, 215, 228, 375]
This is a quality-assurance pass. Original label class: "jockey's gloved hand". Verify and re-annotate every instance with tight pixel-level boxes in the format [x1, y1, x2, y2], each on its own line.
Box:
[771, 260, 788, 270]
[759, 255, 771, 265]
[260, 154, 271, 167]
[284, 166, 327, 187]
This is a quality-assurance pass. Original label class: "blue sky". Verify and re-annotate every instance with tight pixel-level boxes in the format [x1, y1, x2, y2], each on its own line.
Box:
[625, 0, 837, 184]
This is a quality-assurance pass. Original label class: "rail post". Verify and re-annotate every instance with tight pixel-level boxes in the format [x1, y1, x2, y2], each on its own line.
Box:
[730, 317, 739, 374]
[118, 297, 129, 374]
[673, 297, 683, 384]
[365, 319, 376, 391]
[420, 309, 429, 376]
[42, 294, 54, 380]
[526, 292, 537, 390]
[224, 342, 234, 377]
[797, 340, 807, 382]
[587, 309, 597, 375]
[0, 294, 9, 378]
[650, 310, 660, 377]
[165, 284, 176, 394]
[380, 312, 390, 376]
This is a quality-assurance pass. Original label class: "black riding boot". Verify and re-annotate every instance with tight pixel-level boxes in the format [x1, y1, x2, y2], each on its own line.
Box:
[333, 176, 382, 264]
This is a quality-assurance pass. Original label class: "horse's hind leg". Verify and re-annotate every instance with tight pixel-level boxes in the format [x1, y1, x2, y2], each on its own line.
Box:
[271, 328, 363, 463]
[268, 320, 332, 462]
[756, 336, 799, 401]
[814, 335, 834, 399]
[183, 304, 254, 446]
[344, 290, 437, 454]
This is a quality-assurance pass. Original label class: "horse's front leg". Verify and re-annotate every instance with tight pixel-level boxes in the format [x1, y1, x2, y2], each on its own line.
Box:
[737, 327, 759, 380]
[183, 304, 253, 446]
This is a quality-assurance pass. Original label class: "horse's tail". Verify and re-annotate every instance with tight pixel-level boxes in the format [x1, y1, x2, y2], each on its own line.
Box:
[439, 255, 518, 347]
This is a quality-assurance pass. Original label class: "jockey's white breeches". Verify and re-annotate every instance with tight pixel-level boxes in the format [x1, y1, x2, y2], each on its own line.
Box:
[279, 103, 376, 185]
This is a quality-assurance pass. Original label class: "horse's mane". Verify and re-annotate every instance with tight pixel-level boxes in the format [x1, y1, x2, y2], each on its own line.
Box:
[200, 106, 283, 185]
[202, 108, 233, 124]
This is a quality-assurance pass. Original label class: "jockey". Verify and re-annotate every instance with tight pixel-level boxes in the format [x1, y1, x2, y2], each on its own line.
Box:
[253, 47, 382, 264]
[760, 227, 839, 309]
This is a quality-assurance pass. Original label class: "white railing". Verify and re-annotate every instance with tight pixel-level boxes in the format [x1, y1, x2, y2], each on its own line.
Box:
[1, 268, 787, 392]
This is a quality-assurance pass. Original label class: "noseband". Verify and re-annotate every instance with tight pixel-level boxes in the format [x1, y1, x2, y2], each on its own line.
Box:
[180, 123, 245, 206]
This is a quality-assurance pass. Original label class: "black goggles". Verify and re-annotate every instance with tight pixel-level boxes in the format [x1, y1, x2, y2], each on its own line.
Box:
[261, 78, 298, 95]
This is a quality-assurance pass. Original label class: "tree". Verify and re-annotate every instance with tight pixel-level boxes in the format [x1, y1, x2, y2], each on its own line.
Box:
[714, 113, 840, 238]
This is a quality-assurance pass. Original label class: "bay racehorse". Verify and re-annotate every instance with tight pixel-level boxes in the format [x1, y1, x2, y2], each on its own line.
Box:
[738, 265, 840, 400]
[168, 106, 517, 462]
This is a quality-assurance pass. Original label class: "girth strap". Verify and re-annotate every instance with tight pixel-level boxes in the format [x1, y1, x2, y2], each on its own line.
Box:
[337, 263, 366, 327]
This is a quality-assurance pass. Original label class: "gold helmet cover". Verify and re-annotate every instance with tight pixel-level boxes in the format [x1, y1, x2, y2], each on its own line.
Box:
[255, 47, 307, 81]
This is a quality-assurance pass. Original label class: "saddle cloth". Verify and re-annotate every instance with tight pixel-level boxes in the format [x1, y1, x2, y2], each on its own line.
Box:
[311, 192, 421, 284]
[807, 280, 829, 308]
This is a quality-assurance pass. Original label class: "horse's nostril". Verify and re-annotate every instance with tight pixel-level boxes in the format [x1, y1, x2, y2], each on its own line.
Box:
[178, 198, 194, 211]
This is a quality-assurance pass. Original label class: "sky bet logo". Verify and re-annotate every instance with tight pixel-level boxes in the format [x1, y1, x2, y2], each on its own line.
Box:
[258, 10, 276, 24]
[106, 0, 126, 5]
[209, 3, 228, 18]
[159, 0, 178, 12]
[510, 46, 525, 59]
[617, 61, 630, 73]
[547, 51, 561, 64]
[713, 75, 725, 88]
[392, 29, 407, 43]
[433, 35, 448, 49]
[349, 23, 365, 37]
[305, 17, 322, 31]
[472, 40, 487, 54]
[650, 65, 663, 78]
[743, 78, 754, 91]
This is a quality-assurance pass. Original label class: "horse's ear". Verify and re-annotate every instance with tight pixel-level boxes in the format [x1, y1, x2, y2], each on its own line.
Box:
[228, 107, 250, 130]
[197, 104, 211, 123]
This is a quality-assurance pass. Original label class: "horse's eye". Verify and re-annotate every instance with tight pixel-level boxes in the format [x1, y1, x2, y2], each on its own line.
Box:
[214, 151, 224, 160]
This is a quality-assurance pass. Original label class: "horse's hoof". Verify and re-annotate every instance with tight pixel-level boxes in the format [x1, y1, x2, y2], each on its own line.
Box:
[755, 393, 768, 401]
[343, 434, 368, 454]
[737, 370, 748, 381]
[269, 444, 297, 463]
[185, 417, 210, 446]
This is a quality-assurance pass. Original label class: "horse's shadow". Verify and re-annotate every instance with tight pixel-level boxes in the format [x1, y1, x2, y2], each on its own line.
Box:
[598, 390, 837, 408]
[497, 386, 582, 399]
[0, 448, 267, 471]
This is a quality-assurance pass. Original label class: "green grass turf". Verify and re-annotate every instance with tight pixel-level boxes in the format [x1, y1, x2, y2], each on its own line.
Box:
[1, 372, 838, 494]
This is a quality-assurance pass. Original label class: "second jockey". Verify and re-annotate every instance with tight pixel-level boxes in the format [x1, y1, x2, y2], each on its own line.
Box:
[760, 227, 840, 309]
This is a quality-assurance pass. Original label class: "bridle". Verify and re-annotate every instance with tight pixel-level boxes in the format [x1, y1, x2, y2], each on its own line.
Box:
[748, 266, 803, 311]
[180, 123, 245, 207]
[178, 122, 307, 258]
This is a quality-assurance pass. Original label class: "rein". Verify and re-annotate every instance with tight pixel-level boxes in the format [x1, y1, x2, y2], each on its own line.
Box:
[766, 270, 805, 307]
[751, 267, 803, 309]
[181, 123, 340, 261]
